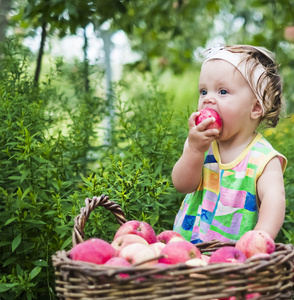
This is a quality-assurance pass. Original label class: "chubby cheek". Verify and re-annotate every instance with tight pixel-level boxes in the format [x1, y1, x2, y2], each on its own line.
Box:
[221, 110, 251, 140]
[197, 97, 208, 110]
[217, 111, 236, 137]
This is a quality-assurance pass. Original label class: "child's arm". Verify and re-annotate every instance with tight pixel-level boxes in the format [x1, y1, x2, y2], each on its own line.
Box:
[172, 112, 220, 193]
[255, 156, 286, 239]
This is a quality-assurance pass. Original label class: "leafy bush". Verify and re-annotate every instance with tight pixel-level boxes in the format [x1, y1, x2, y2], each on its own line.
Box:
[0, 39, 187, 299]
[0, 39, 106, 300]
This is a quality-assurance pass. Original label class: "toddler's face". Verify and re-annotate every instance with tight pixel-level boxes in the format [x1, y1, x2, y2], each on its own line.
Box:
[198, 59, 258, 141]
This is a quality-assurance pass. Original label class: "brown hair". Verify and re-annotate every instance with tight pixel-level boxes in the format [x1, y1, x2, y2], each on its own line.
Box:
[225, 45, 283, 128]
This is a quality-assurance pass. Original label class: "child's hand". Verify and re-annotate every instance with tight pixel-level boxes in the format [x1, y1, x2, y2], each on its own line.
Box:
[187, 112, 220, 153]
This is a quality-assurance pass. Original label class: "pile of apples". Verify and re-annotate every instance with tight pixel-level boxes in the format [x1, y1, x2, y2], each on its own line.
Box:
[70, 220, 275, 272]
[70, 220, 277, 299]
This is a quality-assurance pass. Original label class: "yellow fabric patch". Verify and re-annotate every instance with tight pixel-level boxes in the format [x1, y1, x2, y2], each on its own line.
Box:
[246, 168, 255, 178]
[203, 168, 219, 193]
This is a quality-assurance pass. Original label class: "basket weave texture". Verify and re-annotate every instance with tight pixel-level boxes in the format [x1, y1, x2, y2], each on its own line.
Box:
[52, 195, 294, 300]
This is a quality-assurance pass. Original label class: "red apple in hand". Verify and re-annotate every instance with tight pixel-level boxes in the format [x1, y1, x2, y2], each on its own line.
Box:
[114, 220, 157, 244]
[195, 108, 222, 131]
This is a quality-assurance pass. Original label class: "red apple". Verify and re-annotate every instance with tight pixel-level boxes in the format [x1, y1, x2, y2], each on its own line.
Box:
[235, 230, 275, 258]
[153, 262, 170, 268]
[195, 108, 222, 131]
[114, 220, 157, 244]
[150, 242, 166, 256]
[158, 240, 201, 264]
[169, 236, 187, 243]
[119, 243, 158, 266]
[246, 293, 261, 299]
[104, 257, 131, 267]
[209, 246, 246, 264]
[111, 233, 149, 255]
[220, 293, 261, 300]
[249, 252, 271, 260]
[70, 238, 115, 265]
[201, 254, 211, 263]
[104, 257, 131, 278]
[152, 262, 171, 279]
[185, 258, 208, 267]
[156, 230, 185, 244]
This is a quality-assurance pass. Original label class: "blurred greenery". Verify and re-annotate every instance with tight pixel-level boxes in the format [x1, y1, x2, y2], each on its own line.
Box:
[261, 115, 294, 243]
[3, 0, 294, 111]
[0, 1, 294, 299]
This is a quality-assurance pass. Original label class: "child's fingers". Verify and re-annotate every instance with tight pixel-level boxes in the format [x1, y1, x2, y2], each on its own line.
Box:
[195, 117, 215, 131]
[188, 112, 200, 127]
[205, 128, 220, 137]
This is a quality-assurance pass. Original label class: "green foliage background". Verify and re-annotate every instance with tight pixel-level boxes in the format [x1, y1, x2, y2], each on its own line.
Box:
[0, 39, 188, 299]
[0, 36, 294, 300]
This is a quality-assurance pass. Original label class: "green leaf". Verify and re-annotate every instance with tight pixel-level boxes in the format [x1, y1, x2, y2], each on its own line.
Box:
[154, 201, 166, 208]
[33, 259, 48, 267]
[0, 283, 19, 293]
[3, 256, 18, 267]
[16, 264, 23, 276]
[4, 217, 18, 226]
[24, 219, 47, 226]
[32, 155, 51, 163]
[8, 175, 21, 180]
[22, 187, 31, 199]
[12, 233, 22, 252]
[29, 266, 42, 280]
[61, 235, 72, 250]
[44, 211, 57, 216]
[0, 241, 11, 247]
[20, 170, 31, 183]
[281, 228, 292, 240]
[17, 187, 22, 198]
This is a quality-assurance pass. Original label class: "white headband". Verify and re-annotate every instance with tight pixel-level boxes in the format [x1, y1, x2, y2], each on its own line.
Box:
[202, 45, 268, 115]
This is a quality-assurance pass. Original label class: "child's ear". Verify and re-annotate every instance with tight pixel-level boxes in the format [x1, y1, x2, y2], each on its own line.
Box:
[251, 100, 263, 119]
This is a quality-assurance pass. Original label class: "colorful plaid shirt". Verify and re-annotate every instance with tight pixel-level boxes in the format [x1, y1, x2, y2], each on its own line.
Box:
[173, 133, 287, 244]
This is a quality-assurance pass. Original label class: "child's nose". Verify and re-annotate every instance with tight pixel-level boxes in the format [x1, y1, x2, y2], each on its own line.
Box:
[203, 95, 216, 105]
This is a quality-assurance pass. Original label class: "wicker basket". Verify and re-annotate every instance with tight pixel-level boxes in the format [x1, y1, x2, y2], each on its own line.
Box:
[52, 195, 294, 300]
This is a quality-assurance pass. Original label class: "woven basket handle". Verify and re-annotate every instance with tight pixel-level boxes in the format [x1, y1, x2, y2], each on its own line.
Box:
[72, 195, 127, 247]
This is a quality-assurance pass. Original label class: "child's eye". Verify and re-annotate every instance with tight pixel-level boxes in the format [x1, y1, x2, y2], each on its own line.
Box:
[200, 90, 207, 95]
[220, 89, 227, 95]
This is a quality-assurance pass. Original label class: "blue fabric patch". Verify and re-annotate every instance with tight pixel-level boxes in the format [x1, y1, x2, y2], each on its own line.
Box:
[182, 215, 196, 231]
[201, 209, 214, 223]
[244, 192, 257, 212]
[204, 154, 217, 164]
[191, 238, 202, 244]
